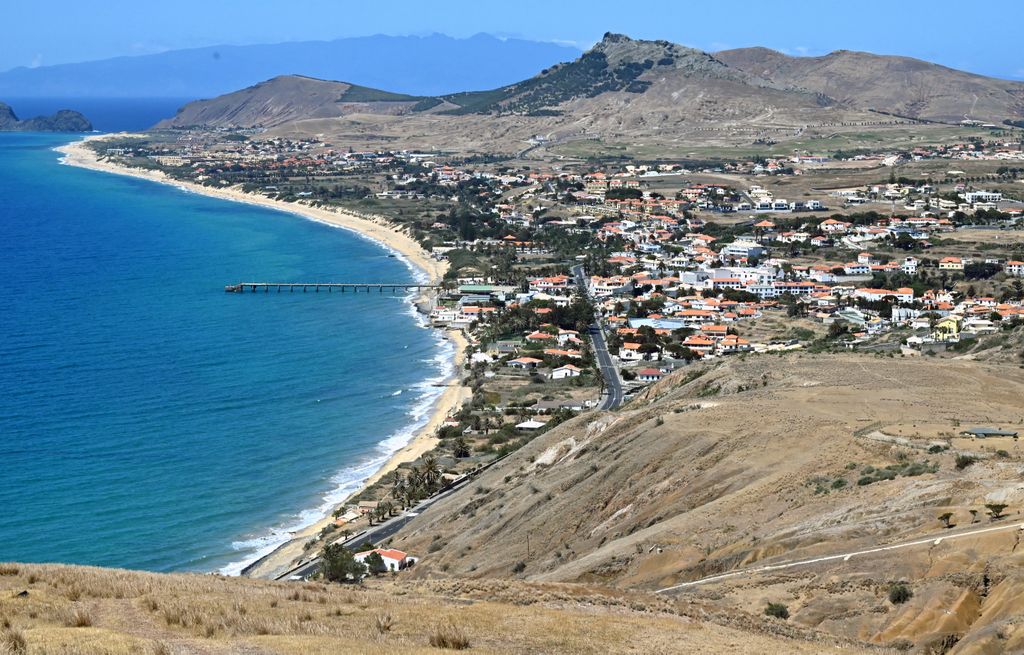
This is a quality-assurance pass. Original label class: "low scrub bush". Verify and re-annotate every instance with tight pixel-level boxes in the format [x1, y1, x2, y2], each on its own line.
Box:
[429, 622, 471, 649]
[0, 628, 27, 655]
[889, 583, 913, 604]
[764, 602, 789, 620]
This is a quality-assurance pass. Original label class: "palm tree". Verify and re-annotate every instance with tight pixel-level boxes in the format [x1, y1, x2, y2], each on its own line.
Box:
[420, 455, 442, 489]
[407, 467, 424, 491]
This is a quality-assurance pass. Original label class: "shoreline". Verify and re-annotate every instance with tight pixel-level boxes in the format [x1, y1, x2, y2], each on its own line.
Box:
[56, 134, 471, 579]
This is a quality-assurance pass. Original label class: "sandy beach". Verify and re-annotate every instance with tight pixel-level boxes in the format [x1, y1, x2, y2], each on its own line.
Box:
[56, 135, 471, 579]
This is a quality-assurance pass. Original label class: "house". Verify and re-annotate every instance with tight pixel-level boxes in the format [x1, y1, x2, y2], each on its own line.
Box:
[516, 419, 548, 430]
[939, 257, 964, 271]
[681, 335, 716, 355]
[636, 368, 664, 382]
[354, 548, 415, 572]
[550, 364, 583, 380]
[963, 191, 1002, 204]
[819, 218, 852, 233]
[854, 287, 915, 303]
[933, 315, 962, 341]
[720, 240, 767, 260]
[1006, 261, 1024, 277]
[619, 342, 644, 361]
[525, 331, 556, 343]
[718, 334, 752, 354]
[507, 356, 543, 369]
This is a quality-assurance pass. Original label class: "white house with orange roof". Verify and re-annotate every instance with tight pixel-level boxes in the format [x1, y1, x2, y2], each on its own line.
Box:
[354, 548, 415, 572]
[819, 218, 852, 233]
[854, 287, 915, 303]
[1006, 261, 1024, 277]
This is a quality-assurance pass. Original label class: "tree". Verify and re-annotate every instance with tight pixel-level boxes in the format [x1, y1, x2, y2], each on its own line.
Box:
[420, 454, 443, 489]
[452, 436, 471, 458]
[938, 512, 954, 529]
[888, 583, 913, 604]
[320, 544, 366, 583]
[364, 551, 387, 575]
[986, 503, 1008, 520]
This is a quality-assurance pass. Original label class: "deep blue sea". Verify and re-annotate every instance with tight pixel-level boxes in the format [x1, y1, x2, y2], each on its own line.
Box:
[5, 98, 193, 132]
[0, 131, 450, 573]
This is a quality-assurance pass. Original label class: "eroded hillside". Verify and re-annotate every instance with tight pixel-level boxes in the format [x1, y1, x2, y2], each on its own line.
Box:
[391, 354, 1024, 653]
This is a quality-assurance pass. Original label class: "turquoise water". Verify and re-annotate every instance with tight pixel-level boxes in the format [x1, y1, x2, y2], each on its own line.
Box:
[0, 133, 450, 573]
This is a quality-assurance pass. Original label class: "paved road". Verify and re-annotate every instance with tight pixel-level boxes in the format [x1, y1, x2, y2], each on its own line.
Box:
[571, 265, 623, 410]
[275, 455, 509, 581]
[655, 520, 1024, 594]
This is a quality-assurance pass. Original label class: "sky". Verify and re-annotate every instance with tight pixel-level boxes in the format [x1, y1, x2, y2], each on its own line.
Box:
[4, 0, 1023, 79]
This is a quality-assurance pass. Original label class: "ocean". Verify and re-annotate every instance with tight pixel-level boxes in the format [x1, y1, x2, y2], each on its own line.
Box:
[0, 130, 450, 573]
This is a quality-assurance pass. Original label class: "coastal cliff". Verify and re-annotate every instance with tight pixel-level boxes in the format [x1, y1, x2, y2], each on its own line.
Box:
[0, 102, 91, 131]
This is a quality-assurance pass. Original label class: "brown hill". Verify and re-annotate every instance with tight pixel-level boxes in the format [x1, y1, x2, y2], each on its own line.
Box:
[154, 75, 427, 129]
[715, 47, 1024, 123]
[154, 33, 873, 148]
[389, 353, 1024, 653]
[153, 34, 1024, 154]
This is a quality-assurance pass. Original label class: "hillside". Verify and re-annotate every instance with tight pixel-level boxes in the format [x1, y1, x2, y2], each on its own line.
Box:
[154, 76, 428, 129]
[0, 102, 91, 132]
[388, 354, 1024, 653]
[156, 33, 1024, 155]
[715, 47, 1024, 123]
[0, 563, 872, 654]
[0, 33, 580, 99]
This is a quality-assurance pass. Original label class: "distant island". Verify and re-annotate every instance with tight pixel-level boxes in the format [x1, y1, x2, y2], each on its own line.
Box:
[0, 101, 91, 132]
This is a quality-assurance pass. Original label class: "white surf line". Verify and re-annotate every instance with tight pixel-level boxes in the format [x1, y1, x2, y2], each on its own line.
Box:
[655, 522, 1024, 594]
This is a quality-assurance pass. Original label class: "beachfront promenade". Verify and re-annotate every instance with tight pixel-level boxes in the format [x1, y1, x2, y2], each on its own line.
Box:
[225, 282, 440, 293]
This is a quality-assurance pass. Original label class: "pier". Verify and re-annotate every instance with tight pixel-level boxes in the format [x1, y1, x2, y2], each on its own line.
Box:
[225, 282, 439, 293]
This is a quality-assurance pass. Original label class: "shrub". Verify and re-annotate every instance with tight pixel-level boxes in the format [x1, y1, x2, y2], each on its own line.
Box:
[375, 612, 394, 634]
[512, 561, 526, 574]
[955, 454, 977, 470]
[986, 503, 1008, 520]
[764, 602, 789, 619]
[66, 606, 93, 627]
[889, 583, 913, 604]
[429, 622, 471, 649]
[0, 566, 18, 577]
[831, 478, 847, 490]
[0, 628, 27, 655]
[857, 476, 876, 486]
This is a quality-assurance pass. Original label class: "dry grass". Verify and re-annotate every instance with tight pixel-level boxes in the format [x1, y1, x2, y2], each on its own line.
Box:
[0, 627, 27, 655]
[374, 611, 393, 634]
[429, 621, 471, 649]
[0, 563, 872, 654]
[63, 606, 92, 628]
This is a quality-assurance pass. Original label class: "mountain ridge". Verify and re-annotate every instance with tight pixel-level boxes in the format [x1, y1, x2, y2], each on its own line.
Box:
[715, 45, 1024, 122]
[0, 33, 581, 99]
[153, 32, 1024, 143]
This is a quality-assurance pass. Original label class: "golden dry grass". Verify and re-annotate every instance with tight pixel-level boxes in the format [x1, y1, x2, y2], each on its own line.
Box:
[0, 563, 874, 654]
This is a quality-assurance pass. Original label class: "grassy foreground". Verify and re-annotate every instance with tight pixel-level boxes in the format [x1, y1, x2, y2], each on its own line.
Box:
[0, 563, 872, 654]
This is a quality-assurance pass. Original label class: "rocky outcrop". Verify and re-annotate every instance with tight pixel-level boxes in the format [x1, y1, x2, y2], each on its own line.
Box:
[0, 102, 92, 132]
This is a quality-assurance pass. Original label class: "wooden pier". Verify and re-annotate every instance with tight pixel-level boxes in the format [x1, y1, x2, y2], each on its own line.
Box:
[225, 282, 439, 293]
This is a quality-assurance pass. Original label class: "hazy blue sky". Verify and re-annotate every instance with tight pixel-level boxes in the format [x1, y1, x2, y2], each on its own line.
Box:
[5, 0, 1022, 79]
